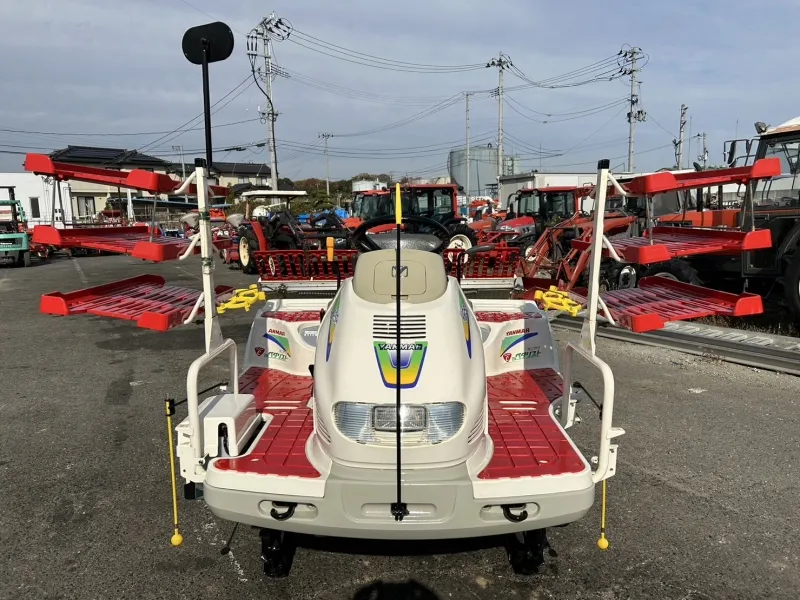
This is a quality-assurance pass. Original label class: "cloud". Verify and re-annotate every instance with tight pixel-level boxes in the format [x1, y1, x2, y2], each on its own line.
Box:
[1, 0, 798, 181]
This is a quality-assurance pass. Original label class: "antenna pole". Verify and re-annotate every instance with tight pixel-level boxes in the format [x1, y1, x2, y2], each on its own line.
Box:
[391, 183, 408, 522]
[465, 92, 471, 204]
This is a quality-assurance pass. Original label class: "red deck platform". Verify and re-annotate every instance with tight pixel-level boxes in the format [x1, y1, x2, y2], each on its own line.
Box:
[571, 226, 773, 265]
[40, 274, 234, 331]
[218, 366, 583, 480]
[570, 276, 763, 333]
[479, 369, 584, 479]
[215, 367, 317, 477]
[32, 225, 231, 262]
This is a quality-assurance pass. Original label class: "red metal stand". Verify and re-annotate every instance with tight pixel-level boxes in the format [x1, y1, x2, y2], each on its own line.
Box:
[571, 226, 773, 264]
[40, 274, 233, 331]
[570, 276, 763, 333]
[31, 225, 231, 262]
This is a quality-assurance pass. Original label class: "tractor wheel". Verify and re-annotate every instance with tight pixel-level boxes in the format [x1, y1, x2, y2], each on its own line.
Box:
[237, 228, 260, 275]
[447, 224, 478, 252]
[642, 259, 702, 286]
[784, 251, 800, 324]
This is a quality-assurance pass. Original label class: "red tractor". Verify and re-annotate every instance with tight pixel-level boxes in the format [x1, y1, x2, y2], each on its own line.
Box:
[348, 183, 478, 250]
[472, 185, 594, 254]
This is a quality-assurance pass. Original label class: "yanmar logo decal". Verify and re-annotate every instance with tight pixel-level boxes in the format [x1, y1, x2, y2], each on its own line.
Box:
[500, 331, 538, 356]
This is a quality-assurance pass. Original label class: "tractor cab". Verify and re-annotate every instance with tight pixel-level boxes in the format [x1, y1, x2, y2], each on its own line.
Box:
[0, 187, 32, 267]
[502, 186, 587, 237]
[350, 184, 463, 234]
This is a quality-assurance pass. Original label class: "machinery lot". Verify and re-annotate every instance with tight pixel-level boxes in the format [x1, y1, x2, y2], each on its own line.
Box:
[1, 255, 799, 600]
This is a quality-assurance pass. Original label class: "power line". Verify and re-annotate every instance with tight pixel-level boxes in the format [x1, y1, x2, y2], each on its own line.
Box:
[135, 75, 254, 154]
[0, 117, 261, 138]
[331, 94, 465, 138]
[269, 22, 486, 73]
[504, 96, 629, 124]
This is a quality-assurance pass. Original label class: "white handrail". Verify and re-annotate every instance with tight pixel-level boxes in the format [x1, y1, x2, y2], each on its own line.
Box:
[185, 338, 239, 462]
[607, 171, 628, 198]
[596, 296, 616, 326]
[178, 232, 201, 260]
[560, 342, 623, 484]
[600, 235, 625, 263]
[173, 171, 197, 196]
[183, 292, 204, 325]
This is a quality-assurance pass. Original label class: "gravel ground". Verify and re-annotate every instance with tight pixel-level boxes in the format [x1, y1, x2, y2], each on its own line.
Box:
[1, 253, 799, 600]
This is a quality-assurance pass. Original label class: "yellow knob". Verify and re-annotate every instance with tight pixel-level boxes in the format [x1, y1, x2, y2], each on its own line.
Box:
[597, 536, 609, 551]
[171, 532, 184, 547]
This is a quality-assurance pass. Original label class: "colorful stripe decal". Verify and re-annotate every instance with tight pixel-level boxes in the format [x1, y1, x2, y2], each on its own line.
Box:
[500, 331, 539, 356]
[373, 341, 428, 389]
[459, 293, 472, 359]
[263, 333, 291, 357]
[325, 294, 341, 362]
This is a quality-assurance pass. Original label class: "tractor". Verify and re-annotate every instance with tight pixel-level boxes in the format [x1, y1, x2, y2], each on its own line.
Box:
[232, 191, 354, 275]
[350, 183, 478, 250]
[0, 187, 32, 267]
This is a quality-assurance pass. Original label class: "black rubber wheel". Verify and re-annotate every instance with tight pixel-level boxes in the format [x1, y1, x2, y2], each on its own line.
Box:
[784, 251, 800, 324]
[506, 529, 550, 575]
[237, 227, 260, 275]
[22, 251, 31, 267]
[447, 223, 479, 251]
[642, 259, 702, 286]
[260, 529, 295, 578]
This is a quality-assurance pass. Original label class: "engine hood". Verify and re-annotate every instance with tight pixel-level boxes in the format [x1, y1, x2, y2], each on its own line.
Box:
[312, 279, 486, 467]
[498, 215, 535, 230]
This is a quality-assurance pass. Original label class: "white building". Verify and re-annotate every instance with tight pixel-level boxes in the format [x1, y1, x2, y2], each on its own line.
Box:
[0, 173, 73, 227]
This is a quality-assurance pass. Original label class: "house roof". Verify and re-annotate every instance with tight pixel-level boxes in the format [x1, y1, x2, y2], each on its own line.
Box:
[169, 161, 271, 177]
[50, 145, 171, 168]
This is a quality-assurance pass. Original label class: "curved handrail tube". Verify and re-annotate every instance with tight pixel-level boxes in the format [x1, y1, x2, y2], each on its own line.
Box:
[560, 342, 619, 484]
[185, 338, 239, 461]
[173, 171, 198, 196]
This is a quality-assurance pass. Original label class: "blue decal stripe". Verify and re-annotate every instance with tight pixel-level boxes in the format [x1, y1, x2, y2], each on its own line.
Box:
[502, 331, 539, 354]
[263, 333, 288, 354]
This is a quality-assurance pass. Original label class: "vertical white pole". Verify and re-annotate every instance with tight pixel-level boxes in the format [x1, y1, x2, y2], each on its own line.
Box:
[580, 159, 611, 356]
[126, 189, 134, 223]
[196, 161, 224, 353]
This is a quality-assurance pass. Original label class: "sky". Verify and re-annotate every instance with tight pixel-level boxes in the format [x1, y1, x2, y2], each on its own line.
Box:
[1, 0, 798, 183]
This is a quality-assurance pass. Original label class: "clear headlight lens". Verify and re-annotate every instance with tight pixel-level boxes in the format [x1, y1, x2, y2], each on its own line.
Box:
[373, 405, 426, 432]
[333, 402, 465, 446]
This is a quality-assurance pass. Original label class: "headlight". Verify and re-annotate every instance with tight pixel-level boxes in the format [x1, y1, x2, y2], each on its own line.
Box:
[373, 405, 426, 432]
[333, 402, 465, 446]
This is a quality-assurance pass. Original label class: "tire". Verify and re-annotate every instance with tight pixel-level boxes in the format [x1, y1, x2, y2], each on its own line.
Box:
[447, 223, 478, 251]
[642, 259, 702, 286]
[784, 251, 800, 323]
[22, 251, 31, 267]
[237, 227, 259, 275]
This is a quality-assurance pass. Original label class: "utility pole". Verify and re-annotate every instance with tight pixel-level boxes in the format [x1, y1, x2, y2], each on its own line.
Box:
[674, 104, 688, 169]
[621, 47, 646, 172]
[465, 92, 471, 203]
[487, 53, 512, 179]
[248, 15, 280, 191]
[172, 144, 188, 201]
[700, 132, 708, 169]
[319, 133, 333, 201]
